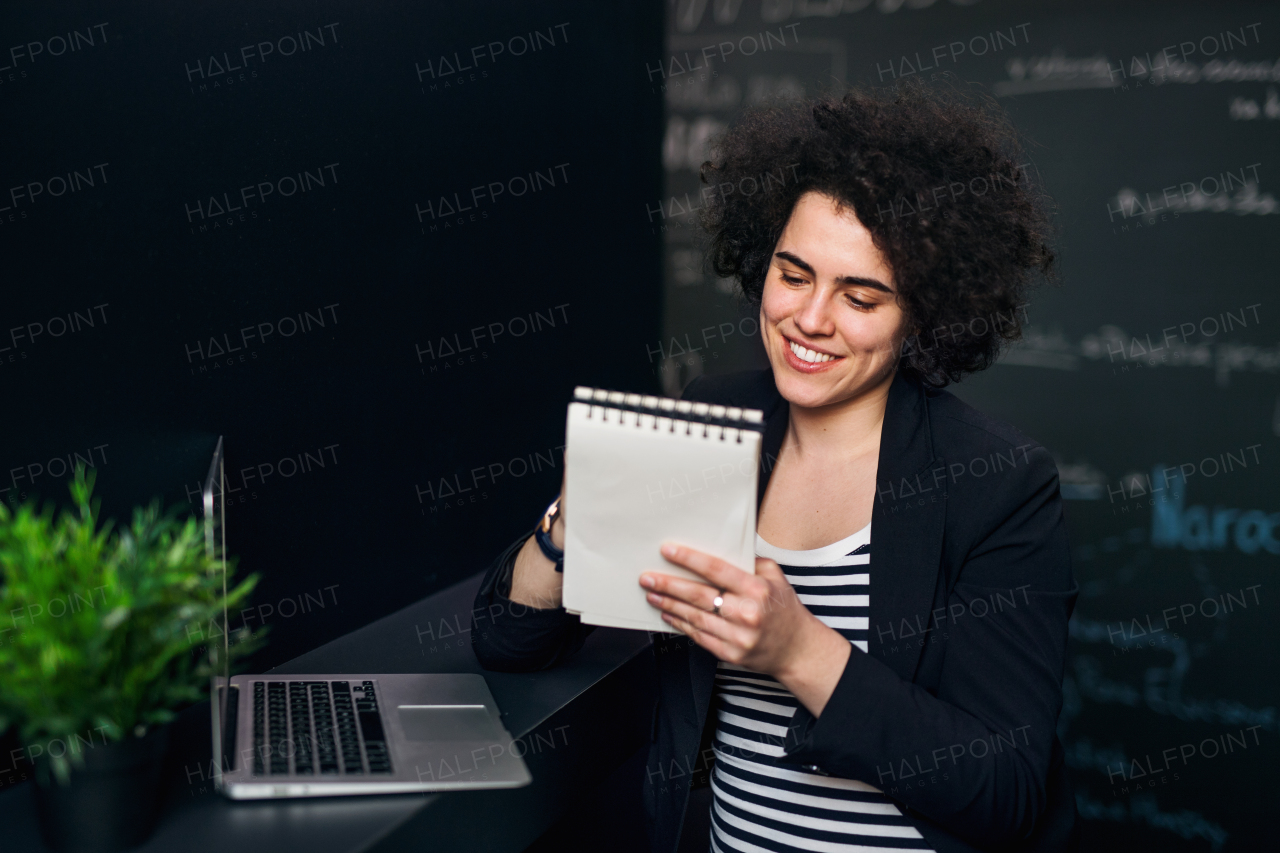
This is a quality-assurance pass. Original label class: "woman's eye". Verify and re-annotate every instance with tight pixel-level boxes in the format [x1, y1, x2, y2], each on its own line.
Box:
[847, 295, 874, 310]
[782, 274, 806, 285]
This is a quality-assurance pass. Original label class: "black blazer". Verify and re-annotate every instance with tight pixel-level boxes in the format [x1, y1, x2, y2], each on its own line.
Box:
[471, 369, 1080, 853]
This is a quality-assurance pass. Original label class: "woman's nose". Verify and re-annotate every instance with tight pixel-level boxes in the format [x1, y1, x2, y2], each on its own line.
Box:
[793, 289, 836, 336]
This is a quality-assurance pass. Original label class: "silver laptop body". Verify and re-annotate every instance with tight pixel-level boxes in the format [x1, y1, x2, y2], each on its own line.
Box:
[202, 437, 531, 799]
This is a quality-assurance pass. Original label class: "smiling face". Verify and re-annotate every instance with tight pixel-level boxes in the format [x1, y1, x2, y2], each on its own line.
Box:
[760, 191, 909, 410]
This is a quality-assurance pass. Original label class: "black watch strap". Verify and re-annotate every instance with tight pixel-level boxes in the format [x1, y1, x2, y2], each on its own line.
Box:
[535, 497, 564, 572]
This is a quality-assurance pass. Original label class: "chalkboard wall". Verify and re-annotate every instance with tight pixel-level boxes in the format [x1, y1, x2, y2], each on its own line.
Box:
[658, 0, 1276, 850]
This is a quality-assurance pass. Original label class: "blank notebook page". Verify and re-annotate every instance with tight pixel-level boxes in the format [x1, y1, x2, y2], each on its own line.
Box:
[562, 388, 763, 633]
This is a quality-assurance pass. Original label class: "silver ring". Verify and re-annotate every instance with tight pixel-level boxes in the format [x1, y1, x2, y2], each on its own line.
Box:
[712, 594, 724, 616]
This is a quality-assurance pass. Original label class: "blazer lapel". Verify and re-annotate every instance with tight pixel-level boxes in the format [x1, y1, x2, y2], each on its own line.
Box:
[868, 372, 947, 682]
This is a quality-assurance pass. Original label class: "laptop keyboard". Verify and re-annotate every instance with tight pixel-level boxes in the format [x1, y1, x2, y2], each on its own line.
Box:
[250, 680, 392, 776]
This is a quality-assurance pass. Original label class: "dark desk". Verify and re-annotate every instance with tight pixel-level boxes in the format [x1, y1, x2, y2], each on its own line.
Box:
[0, 574, 656, 853]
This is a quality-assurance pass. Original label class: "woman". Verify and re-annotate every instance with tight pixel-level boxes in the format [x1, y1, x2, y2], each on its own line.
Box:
[471, 81, 1078, 853]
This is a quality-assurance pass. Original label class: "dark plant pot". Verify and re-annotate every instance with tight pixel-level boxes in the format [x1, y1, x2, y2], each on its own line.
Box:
[32, 724, 172, 853]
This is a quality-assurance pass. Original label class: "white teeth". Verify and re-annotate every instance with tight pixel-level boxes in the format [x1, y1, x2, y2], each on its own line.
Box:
[789, 340, 834, 364]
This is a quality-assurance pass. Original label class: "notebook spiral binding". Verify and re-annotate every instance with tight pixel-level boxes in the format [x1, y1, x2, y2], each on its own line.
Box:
[572, 387, 765, 443]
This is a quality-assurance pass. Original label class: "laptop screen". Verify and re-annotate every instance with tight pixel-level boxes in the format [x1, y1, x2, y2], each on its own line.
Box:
[202, 437, 233, 783]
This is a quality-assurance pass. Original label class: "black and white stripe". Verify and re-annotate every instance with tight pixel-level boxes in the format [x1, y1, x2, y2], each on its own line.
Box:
[707, 524, 934, 853]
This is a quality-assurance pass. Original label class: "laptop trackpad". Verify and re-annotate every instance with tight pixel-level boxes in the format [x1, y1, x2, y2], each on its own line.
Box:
[398, 705, 499, 742]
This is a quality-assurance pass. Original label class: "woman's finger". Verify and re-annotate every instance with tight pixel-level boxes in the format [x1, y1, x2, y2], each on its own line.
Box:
[641, 573, 754, 626]
[753, 557, 786, 580]
[639, 572, 719, 608]
[647, 591, 750, 647]
[663, 613, 735, 662]
[659, 542, 752, 593]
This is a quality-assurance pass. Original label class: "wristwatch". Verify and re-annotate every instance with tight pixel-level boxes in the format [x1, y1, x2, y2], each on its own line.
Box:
[535, 496, 564, 572]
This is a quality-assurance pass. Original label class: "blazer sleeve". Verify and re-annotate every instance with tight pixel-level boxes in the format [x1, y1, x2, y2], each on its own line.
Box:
[777, 445, 1077, 850]
[470, 526, 596, 672]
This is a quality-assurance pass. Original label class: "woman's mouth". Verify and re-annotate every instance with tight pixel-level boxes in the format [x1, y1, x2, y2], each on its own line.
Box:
[782, 336, 843, 372]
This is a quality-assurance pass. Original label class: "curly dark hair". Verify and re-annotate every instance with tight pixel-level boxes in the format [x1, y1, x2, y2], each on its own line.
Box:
[698, 79, 1055, 387]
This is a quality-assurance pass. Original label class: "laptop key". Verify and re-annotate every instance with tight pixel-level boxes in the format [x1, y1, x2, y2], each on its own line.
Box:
[268, 682, 289, 774]
[357, 682, 393, 773]
[332, 682, 363, 773]
[289, 682, 314, 774]
[252, 682, 266, 776]
[310, 683, 339, 774]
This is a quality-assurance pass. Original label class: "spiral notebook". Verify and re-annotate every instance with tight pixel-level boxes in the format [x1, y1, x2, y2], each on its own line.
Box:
[562, 386, 764, 633]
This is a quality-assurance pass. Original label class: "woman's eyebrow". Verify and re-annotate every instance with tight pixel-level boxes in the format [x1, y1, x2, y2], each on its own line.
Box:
[774, 250, 894, 293]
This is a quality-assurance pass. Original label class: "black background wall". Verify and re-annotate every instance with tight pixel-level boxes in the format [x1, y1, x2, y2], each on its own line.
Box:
[657, 1, 1276, 851]
[2, 0, 1277, 850]
[0, 0, 663, 672]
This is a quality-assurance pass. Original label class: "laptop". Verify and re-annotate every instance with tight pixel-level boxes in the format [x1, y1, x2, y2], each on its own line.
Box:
[202, 437, 531, 798]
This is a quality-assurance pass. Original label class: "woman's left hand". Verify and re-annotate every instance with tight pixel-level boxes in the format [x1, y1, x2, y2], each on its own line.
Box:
[640, 542, 852, 715]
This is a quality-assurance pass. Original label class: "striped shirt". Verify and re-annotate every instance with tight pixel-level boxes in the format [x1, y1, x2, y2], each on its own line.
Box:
[708, 523, 935, 853]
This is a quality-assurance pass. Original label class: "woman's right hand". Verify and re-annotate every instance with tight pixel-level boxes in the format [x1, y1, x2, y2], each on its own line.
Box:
[508, 469, 567, 609]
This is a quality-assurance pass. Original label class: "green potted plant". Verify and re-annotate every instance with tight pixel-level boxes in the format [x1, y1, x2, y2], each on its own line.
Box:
[0, 465, 260, 853]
